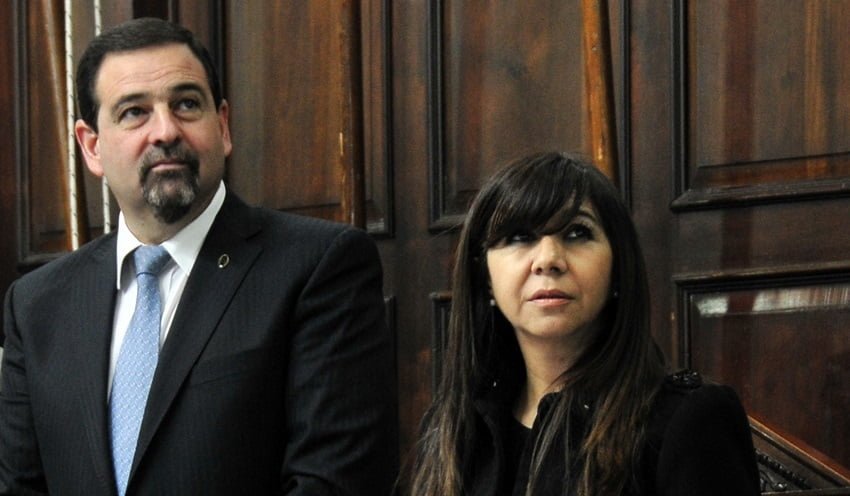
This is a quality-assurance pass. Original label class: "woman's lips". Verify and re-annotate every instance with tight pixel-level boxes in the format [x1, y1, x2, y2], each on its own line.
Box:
[529, 289, 573, 306]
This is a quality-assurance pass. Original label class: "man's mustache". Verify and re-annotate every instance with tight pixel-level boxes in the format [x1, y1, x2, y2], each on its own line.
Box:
[140, 146, 200, 179]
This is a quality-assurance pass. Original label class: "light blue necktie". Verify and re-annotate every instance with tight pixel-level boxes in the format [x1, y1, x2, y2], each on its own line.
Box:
[110, 245, 170, 496]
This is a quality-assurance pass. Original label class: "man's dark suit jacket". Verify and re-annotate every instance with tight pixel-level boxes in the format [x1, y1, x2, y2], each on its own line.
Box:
[0, 192, 397, 495]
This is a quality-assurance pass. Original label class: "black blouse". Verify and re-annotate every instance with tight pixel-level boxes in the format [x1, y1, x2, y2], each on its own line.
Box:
[466, 371, 761, 496]
[503, 418, 531, 493]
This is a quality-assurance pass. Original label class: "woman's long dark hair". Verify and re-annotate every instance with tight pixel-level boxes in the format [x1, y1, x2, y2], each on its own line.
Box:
[409, 152, 666, 495]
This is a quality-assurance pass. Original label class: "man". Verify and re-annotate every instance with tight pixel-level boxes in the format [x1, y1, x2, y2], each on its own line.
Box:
[0, 17, 396, 495]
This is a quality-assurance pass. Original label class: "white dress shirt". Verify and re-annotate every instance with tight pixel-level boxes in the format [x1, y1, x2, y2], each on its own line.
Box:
[108, 181, 226, 395]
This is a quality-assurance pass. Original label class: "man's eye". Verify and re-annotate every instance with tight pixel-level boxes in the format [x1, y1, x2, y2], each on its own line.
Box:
[176, 98, 201, 111]
[118, 107, 146, 121]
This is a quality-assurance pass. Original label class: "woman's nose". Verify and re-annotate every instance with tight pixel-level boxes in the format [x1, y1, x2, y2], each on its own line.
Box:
[531, 235, 568, 275]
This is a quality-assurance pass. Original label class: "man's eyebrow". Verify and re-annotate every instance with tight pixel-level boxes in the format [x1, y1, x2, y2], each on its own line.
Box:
[172, 82, 209, 100]
[110, 92, 148, 114]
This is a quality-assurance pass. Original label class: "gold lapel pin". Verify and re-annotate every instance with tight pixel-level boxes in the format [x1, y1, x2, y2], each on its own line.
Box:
[218, 254, 230, 268]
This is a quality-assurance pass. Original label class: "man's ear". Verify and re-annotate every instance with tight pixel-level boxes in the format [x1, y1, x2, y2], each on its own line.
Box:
[218, 99, 232, 158]
[74, 119, 103, 177]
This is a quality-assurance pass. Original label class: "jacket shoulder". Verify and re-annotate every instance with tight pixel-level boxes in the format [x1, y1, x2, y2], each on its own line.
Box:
[11, 233, 115, 292]
[652, 370, 743, 427]
[665, 369, 704, 391]
[244, 203, 365, 246]
[643, 371, 760, 494]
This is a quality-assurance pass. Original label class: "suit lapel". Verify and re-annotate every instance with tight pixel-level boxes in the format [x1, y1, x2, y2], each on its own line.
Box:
[131, 194, 263, 474]
[71, 236, 121, 494]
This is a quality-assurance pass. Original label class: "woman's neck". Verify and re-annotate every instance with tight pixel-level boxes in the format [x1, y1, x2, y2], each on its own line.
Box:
[512, 341, 580, 427]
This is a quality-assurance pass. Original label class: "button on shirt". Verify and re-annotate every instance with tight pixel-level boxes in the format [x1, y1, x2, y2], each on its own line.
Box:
[108, 181, 226, 395]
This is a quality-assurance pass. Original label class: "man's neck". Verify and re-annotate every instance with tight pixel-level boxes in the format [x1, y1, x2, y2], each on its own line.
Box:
[122, 196, 214, 244]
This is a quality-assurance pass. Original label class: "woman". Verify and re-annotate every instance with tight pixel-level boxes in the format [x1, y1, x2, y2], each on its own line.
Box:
[408, 152, 760, 495]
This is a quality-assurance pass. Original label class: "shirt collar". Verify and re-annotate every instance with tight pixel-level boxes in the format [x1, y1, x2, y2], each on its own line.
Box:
[115, 181, 227, 289]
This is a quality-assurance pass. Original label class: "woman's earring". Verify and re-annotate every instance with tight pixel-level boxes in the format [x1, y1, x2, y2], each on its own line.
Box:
[612, 290, 619, 299]
[489, 298, 496, 307]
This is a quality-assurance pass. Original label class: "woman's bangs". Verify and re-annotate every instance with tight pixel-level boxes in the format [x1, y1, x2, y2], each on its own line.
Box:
[484, 167, 585, 246]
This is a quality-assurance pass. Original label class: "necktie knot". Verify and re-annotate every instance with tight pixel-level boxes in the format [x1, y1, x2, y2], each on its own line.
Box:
[133, 245, 170, 277]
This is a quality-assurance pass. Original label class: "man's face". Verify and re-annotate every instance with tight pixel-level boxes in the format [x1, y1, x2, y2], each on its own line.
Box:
[76, 43, 231, 228]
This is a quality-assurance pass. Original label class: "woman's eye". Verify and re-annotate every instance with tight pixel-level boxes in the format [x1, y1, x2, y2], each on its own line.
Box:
[564, 224, 593, 241]
[506, 231, 536, 244]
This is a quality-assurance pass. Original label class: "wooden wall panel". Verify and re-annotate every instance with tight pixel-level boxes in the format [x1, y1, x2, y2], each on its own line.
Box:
[389, 0, 447, 459]
[634, 0, 850, 488]
[20, 0, 72, 262]
[361, 0, 393, 235]
[675, 201, 850, 276]
[223, 0, 391, 231]
[225, 1, 346, 215]
[674, 0, 850, 208]
[630, 0, 678, 361]
[13, 0, 116, 270]
[0, 2, 18, 327]
[175, 0, 222, 71]
[680, 275, 850, 474]
[428, 0, 588, 229]
[429, 291, 451, 392]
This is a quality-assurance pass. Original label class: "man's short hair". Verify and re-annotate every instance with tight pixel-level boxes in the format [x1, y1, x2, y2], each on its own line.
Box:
[75, 17, 223, 131]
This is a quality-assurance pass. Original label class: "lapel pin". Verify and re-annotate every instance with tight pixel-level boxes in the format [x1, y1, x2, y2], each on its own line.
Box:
[218, 254, 230, 268]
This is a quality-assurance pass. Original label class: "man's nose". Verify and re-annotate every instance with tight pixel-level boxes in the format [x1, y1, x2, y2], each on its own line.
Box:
[531, 235, 568, 275]
[148, 107, 181, 145]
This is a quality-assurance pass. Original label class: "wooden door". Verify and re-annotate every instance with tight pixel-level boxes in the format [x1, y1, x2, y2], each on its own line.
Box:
[630, 0, 850, 490]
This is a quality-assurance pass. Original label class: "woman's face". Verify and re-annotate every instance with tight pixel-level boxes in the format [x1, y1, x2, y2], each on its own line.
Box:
[485, 201, 613, 353]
